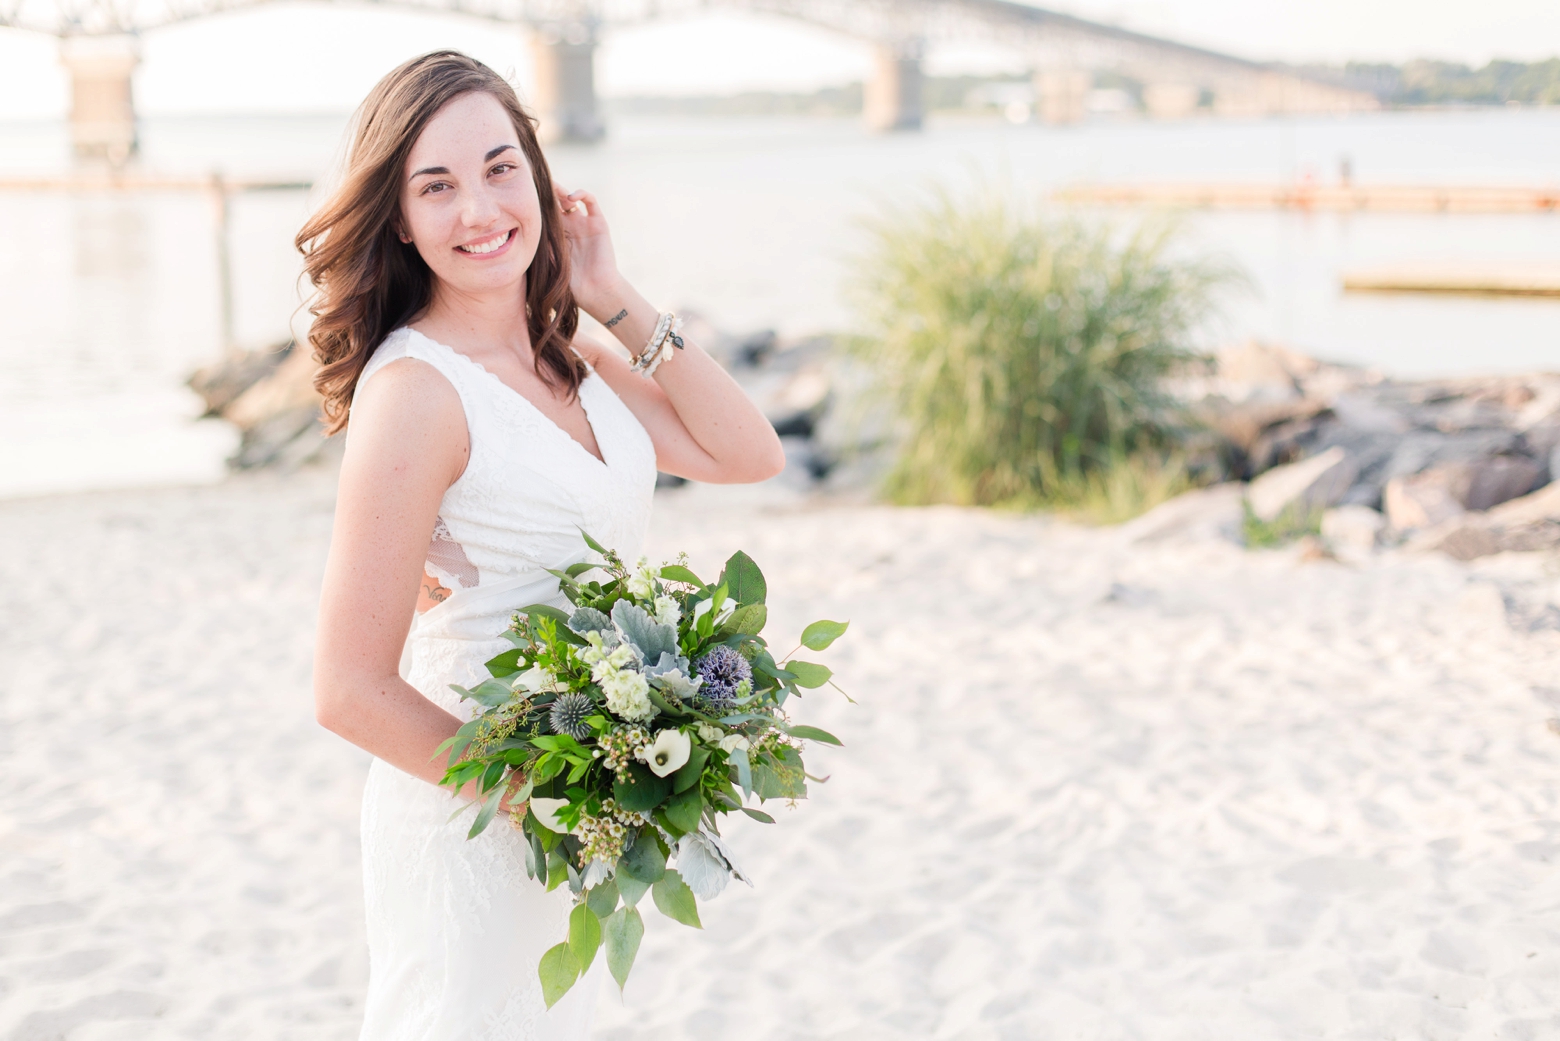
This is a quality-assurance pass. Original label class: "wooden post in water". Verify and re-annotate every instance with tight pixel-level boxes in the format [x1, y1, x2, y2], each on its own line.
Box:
[210, 172, 236, 350]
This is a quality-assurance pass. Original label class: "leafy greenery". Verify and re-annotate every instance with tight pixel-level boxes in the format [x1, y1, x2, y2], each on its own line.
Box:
[1240, 500, 1323, 548]
[1345, 57, 1560, 106]
[436, 534, 848, 1005]
[1043, 451, 1199, 525]
[851, 192, 1229, 508]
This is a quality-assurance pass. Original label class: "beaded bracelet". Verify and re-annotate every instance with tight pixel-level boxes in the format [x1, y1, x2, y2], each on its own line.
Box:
[629, 312, 684, 378]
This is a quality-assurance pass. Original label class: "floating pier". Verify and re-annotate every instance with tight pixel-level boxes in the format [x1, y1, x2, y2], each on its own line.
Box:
[1342, 266, 1560, 297]
[1053, 183, 1560, 214]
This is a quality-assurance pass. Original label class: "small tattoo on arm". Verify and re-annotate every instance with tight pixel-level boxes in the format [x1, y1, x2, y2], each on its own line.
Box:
[422, 582, 449, 603]
[604, 308, 628, 329]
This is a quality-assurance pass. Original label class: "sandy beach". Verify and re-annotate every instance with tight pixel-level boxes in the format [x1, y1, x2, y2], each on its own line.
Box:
[4, 467, 1560, 1040]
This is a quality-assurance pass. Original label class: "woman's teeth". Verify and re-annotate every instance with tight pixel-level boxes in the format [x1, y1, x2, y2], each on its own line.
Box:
[459, 231, 510, 254]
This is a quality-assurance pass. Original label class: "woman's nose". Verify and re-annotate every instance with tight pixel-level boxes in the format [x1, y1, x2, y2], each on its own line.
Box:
[462, 184, 501, 227]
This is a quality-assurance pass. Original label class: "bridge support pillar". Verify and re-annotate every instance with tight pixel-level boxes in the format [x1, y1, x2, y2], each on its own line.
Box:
[1034, 69, 1089, 124]
[1143, 82, 1200, 119]
[864, 41, 924, 132]
[60, 34, 139, 164]
[531, 23, 604, 143]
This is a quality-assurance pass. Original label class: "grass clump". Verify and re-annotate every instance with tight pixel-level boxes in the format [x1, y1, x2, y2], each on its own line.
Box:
[1240, 501, 1323, 548]
[850, 191, 1229, 511]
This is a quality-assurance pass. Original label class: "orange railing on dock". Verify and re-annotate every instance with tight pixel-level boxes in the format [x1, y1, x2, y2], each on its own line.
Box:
[1053, 182, 1560, 214]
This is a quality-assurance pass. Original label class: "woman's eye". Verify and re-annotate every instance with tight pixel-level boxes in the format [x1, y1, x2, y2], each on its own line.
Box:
[490, 163, 515, 177]
[421, 182, 449, 195]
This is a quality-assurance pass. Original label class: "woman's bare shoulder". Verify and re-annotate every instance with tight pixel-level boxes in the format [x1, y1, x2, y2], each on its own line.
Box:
[345, 356, 468, 484]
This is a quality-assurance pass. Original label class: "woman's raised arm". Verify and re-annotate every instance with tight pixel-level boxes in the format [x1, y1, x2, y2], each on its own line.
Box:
[312, 358, 472, 787]
[556, 187, 787, 485]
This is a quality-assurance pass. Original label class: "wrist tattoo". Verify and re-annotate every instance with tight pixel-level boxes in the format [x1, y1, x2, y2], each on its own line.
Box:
[604, 308, 628, 329]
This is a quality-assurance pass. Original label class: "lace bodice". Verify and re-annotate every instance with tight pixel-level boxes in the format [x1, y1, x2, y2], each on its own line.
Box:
[356, 326, 656, 600]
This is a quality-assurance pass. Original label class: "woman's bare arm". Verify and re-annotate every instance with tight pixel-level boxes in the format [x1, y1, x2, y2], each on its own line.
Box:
[556, 187, 786, 485]
[313, 358, 474, 788]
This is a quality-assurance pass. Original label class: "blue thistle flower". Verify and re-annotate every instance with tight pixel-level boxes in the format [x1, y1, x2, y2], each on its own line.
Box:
[549, 692, 593, 741]
[694, 645, 752, 708]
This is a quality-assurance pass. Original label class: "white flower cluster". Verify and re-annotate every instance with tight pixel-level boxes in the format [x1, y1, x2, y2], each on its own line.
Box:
[626, 558, 660, 599]
[577, 797, 650, 864]
[653, 594, 680, 627]
[581, 631, 655, 723]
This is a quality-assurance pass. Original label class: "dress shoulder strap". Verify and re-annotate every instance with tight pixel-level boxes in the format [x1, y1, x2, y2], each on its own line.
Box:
[353, 327, 478, 407]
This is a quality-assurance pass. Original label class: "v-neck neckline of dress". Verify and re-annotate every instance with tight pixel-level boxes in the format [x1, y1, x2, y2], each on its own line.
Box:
[408, 328, 608, 468]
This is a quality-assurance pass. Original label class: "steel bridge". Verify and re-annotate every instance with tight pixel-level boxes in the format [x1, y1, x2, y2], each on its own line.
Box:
[3, 0, 1379, 160]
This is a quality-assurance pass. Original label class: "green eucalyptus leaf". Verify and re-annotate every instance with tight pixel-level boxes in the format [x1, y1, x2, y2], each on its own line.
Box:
[586, 880, 619, 919]
[671, 744, 710, 794]
[784, 661, 832, 688]
[725, 603, 768, 636]
[616, 874, 651, 908]
[729, 747, 753, 798]
[546, 845, 569, 891]
[538, 942, 581, 1008]
[620, 829, 666, 883]
[565, 561, 601, 579]
[467, 788, 503, 839]
[740, 806, 777, 823]
[718, 550, 766, 606]
[784, 724, 844, 746]
[568, 903, 601, 971]
[602, 906, 644, 990]
[753, 745, 808, 800]
[799, 619, 850, 651]
[579, 529, 609, 556]
[664, 787, 703, 834]
[613, 762, 671, 813]
[658, 564, 704, 587]
[651, 870, 702, 928]
[485, 647, 525, 677]
[521, 604, 586, 645]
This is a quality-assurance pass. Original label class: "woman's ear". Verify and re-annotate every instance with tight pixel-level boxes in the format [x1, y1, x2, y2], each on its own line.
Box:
[396, 224, 412, 245]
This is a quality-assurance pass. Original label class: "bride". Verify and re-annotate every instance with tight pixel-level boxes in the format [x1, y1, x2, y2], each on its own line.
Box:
[302, 51, 785, 1040]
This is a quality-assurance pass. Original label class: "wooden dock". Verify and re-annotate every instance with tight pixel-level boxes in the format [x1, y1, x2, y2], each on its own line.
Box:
[0, 173, 312, 193]
[1053, 182, 1560, 214]
[1342, 265, 1560, 297]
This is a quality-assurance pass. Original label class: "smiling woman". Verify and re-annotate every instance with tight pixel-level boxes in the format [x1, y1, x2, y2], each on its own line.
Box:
[296, 51, 784, 1041]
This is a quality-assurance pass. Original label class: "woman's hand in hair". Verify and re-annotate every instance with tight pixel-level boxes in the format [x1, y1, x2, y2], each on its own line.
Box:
[555, 186, 625, 323]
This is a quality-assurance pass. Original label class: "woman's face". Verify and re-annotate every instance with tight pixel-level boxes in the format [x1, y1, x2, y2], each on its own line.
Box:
[399, 91, 543, 300]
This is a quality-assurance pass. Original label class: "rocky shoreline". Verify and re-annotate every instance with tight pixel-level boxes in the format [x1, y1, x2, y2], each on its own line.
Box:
[190, 331, 1560, 561]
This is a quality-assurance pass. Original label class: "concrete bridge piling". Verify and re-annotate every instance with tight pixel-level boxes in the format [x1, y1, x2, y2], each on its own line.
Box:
[530, 22, 605, 143]
[864, 39, 925, 132]
[59, 34, 139, 163]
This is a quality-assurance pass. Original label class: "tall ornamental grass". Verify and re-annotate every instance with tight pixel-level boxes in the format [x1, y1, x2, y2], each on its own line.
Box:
[851, 194, 1229, 509]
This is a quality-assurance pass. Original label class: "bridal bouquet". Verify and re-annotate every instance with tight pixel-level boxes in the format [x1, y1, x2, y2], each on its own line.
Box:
[436, 532, 847, 1005]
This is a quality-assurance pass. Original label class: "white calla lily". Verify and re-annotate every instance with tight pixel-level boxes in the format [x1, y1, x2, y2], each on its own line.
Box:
[528, 797, 574, 835]
[639, 728, 692, 777]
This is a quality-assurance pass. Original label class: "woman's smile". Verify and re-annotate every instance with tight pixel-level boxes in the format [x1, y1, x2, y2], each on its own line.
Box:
[455, 228, 515, 257]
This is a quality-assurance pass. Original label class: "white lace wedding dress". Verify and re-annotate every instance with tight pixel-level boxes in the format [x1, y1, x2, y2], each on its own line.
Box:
[351, 327, 657, 1040]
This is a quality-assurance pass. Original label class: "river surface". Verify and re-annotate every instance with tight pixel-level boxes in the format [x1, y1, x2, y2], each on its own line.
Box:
[1, 108, 1557, 497]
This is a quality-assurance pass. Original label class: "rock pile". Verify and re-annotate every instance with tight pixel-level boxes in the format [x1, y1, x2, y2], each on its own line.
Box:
[1175, 342, 1560, 559]
[189, 341, 334, 471]
[189, 329, 1560, 563]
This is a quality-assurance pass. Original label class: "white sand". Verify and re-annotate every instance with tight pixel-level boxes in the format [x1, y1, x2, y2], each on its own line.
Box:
[3, 471, 1560, 1040]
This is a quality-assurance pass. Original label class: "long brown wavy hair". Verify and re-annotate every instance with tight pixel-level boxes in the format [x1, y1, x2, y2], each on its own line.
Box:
[297, 51, 582, 434]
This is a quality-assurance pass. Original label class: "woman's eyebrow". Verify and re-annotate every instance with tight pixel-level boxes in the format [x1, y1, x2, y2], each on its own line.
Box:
[409, 145, 515, 181]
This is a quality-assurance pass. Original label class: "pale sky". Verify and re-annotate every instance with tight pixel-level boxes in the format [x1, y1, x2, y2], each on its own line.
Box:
[0, 0, 1557, 119]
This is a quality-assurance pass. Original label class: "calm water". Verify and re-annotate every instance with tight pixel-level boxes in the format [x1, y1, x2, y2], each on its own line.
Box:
[2, 108, 1558, 497]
